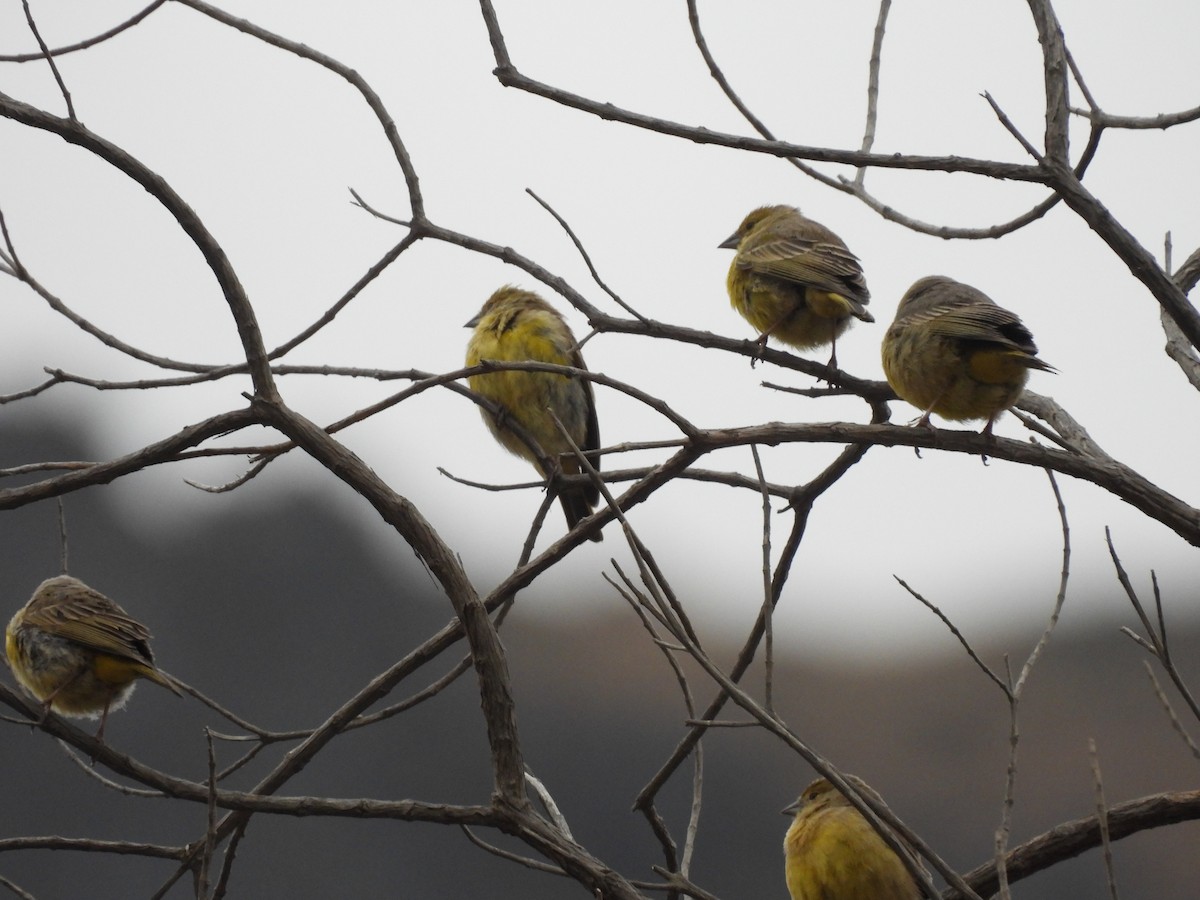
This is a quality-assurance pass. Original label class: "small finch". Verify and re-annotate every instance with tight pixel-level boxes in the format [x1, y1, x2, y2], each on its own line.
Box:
[720, 205, 872, 367]
[881, 275, 1054, 435]
[5, 575, 181, 740]
[783, 776, 923, 900]
[465, 286, 602, 541]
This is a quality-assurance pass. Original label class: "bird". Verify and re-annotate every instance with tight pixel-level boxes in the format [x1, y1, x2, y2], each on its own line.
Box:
[5, 575, 182, 740]
[465, 286, 603, 541]
[783, 776, 923, 900]
[720, 204, 872, 367]
[881, 275, 1055, 435]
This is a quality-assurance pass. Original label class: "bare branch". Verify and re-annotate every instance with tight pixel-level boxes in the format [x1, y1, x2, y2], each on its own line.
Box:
[460, 826, 566, 876]
[0, 874, 36, 900]
[635, 427, 880, 814]
[18, 0, 76, 120]
[895, 577, 1009, 696]
[1108, 532, 1200, 725]
[948, 790, 1200, 897]
[0, 2, 167, 63]
[525, 189, 644, 322]
[1024, 0, 1071, 162]
[983, 91, 1044, 162]
[1071, 105, 1200, 130]
[0, 93, 275, 396]
[1042, 160, 1200, 349]
[1012, 469, 1070, 696]
[478, 1, 1045, 181]
[686, 0, 844, 194]
[0, 407, 261, 510]
[747, 444, 775, 713]
[174, 0, 424, 221]
[1141, 663, 1200, 760]
[1162, 240, 1200, 389]
[0, 835, 181, 859]
[1089, 741, 1121, 900]
[856, 0, 892, 184]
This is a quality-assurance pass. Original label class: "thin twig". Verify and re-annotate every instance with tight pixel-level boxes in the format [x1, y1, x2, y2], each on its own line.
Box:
[1088, 740, 1121, 900]
[19, 0, 76, 120]
[460, 826, 566, 876]
[525, 189, 644, 322]
[1140, 663, 1200, 760]
[855, 0, 892, 186]
[895, 577, 1008, 695]
[749, 444, 774, 713]
[0, 874, 37, 900]
[56, 498, 68, 574]
[0, 1, 167, 63]
[1012, 469, 1070, 696]
[1107, 530, 1200, 724]
[197, 730, 219, 898]
[983, 91, 1044, 161]
[525, 770, 572, 840]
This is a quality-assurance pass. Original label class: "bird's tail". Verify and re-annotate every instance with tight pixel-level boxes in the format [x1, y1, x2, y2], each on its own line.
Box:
[559, 490, 603, 542]
[140, 665, 185, 697]
[1022, 353, 1057, 373]
[810, 289, 873, 323]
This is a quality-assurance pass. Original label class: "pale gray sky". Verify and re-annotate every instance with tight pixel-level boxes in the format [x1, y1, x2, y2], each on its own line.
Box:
[1, 1, 1197, 657]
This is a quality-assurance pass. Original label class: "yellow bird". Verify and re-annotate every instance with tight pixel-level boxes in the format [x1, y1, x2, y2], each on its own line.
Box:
[783, 776, 922, 900]
[720, 205, 872, 367]
[465, 286, 603, 541]
[5, 575, 181, 739]
[881, 275, 1054, 435]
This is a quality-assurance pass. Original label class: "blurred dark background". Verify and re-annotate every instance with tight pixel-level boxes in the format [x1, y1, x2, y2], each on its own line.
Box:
[0, 412, 1196, 899]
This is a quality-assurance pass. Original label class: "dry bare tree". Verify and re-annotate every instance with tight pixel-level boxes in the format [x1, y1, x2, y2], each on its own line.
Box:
[0, 1, 1197, 898]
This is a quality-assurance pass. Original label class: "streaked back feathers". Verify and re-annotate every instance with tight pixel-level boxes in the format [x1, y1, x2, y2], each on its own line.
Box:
[5, 575, 180, 727]
[882, 275, 1053, 430]
[17, 575, 160, 670]
[893, 276, 1051, 370]
[722, 205, 871, 315]
[721, 205, 871, 360]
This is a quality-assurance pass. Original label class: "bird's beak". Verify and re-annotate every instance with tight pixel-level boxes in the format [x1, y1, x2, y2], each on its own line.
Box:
[718, 232, 740, 250]
[781, 799, 802, 817]
[464, 313, 481, 328]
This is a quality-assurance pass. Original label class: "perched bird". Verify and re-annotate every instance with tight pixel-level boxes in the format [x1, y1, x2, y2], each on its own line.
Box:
[720, 204, 872, 367]
[465, 286, 602, 541]
[783, 776, 922, 900]
[5, 575, 181, 739]
[881, 275, 1055, 435]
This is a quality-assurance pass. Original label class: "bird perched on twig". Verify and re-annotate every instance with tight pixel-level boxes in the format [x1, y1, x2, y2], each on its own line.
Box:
[720, 204, 872, 368]
[465, 286, 603, 541]
[882, 275, 1054, 435]
[5, 575, 181, 740]
[783, 775, 923, 900]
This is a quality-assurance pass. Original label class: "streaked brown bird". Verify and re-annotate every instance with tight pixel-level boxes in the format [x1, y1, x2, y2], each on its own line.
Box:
[881, 275, 1054, 435]
[720, 204, 872, 367]
[5, 575, 181, 739]
[465, 286, 603, 541]
[783, 776, 923, 900]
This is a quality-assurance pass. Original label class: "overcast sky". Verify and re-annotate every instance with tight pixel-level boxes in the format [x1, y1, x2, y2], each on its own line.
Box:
[1, 1, 1197, 658]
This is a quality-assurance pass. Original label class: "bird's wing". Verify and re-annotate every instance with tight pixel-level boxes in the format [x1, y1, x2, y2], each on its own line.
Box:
[738, 235, 869, 302]
[21, 592, 156, 665]
[918, 301, 1039, 354]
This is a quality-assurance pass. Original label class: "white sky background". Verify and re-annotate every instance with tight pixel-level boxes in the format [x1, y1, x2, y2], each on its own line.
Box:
[0, 1, 1197, 659]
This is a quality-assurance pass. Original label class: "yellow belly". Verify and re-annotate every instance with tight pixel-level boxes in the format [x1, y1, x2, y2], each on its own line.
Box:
[882, 330, 1028, 423]
[728, 272, 852, 351]
[5, 626, 136, 718]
